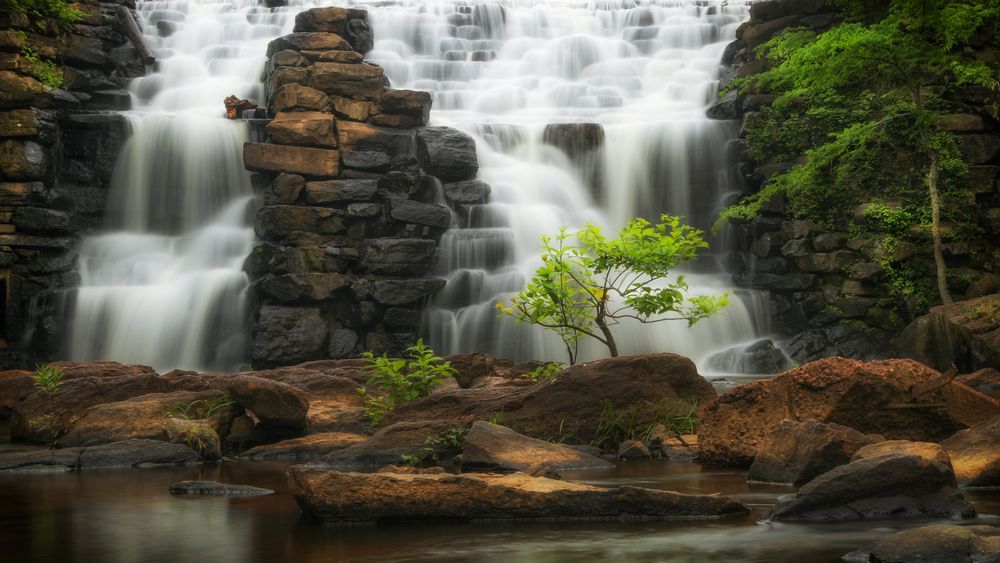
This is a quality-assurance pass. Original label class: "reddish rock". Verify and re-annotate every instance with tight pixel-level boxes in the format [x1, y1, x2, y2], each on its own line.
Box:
[846, 524, 1000, 563]
[228, 375, 310, 431]
[748, 419, 880, 485]
[310, 62, 385, 101]
[266, 111, 337, 148]
[223, 95, 257, 119]
[699, 357, 999, 467]
[941, 416, 1000, 487]
[244, 142, 340, 177]
[462, 421, 612, 472]
[324, 420, 460, 469]
[270, 84, 332, 114]
[241, 431, 366, 461]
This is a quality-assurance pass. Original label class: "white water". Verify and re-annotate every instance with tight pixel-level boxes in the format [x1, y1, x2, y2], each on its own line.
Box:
[69, 0, 770, 372]
[360, 0, 771, 367]
[67, 0, 298, 371]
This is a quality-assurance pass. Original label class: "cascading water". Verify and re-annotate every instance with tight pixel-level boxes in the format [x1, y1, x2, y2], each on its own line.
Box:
[67, 0, 298, 372]
[361, 0, 772, 369]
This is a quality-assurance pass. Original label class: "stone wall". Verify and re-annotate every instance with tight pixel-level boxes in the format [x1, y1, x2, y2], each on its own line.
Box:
[243, 7, 483, 367]
[0, 1, 144, 368]
[710, 0, 1000, 363]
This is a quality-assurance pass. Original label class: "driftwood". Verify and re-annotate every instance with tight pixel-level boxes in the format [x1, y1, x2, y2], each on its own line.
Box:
[116, 6, 155, 65]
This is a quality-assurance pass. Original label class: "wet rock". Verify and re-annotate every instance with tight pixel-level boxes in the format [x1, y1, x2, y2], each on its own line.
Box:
[293, 7, 372, 53]
[163, 418, 222, 461]
[266, 111, 337, 147]
[748, 419, 880, 486]
[254, 205, 346, 241]
[304, 178, 378, 204]
[699, 357, 1000, 467]
[324, 420, 460, 469]
[941, 416, 1000, 487]
[0, 139, 50, 180]
[766, 441, 974, 522]
[0, 439, 202, 471]
[251, 305, 328, 366]
[244, 142, 339, 177]
[443, 179, 490, 204]
[342, 150, 391, 172]
[415, 126, 479, 183]
[369, 278, 446, 306]
[705, 339, 793, 375]
[618, 440, 651, 460]
[372, 89, 432, 127]
[781, 323, 892, 364]
[241, 431, 367, 461]
[169, 480, 274, 496]
[228, 375, 310, 431]
[288, 467, 751, 524]
[310, 62, 385, 101]
[843, 524, 1000, 563]
[254, 273, 349, 303]
[896, 294, 1000, 373]
[267, 32, 350, 57]
[270, 84, 332, 113]
[462, 421, 613, 472]
[389, 199, 452, 228]
[0, 71, 47, 109]
[388, 354, 717, 445]
[362, 238, 437, 275]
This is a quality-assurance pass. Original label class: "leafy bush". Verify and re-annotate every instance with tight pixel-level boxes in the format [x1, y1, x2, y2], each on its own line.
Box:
[32, 363, 63, 394]
[357, 340, 457, 427]
[9, 0, 84, 28]
[399, 427, 467, 467]
[590, 398, 700, 451]
[519, 362, 563, 383]
[164, 394, 234, 420]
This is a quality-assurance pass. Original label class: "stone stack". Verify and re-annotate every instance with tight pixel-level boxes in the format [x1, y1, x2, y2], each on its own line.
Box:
[0, 1, 145, 368]
[243, 7, 482, 367]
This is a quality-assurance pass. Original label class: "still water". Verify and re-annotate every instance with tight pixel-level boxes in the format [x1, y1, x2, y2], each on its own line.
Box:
[2, 452, 998, 563]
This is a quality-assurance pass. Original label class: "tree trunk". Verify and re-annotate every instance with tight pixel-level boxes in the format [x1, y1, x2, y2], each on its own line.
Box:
[928, 155, 953, 305]
[595, 310, 618, 357]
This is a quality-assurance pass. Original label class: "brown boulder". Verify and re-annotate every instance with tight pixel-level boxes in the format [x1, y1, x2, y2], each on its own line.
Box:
[897, 294, 1000, 372]
[267, 32, 350, 57]
[766, 441, 974, 522]
[163, 418, 223, 461]
[228, 375, 310, 431]
[288, 467, 750, 524]
[266, 111, 337, 148]
[324, 420, 460, 469]
[387, 354, 717, 444]
[270, 84, 332, 113]
[310, 62, 385, 101]
[241, 431, 366, 461]
[0, 71, 46, 109]
[852, 440, 952, 465]
[699, 357, 999, 467]
[844, 524, 1000, 563]
[462, 421, 612, 472]
[941, 416, 1000, 487]
[244, 143, 339, 177]
[748, 419, 880, 486]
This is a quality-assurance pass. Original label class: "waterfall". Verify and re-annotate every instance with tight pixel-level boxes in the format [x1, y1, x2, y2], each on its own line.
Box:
[361, 0, 772, 369]
[67, 0, 298, 372]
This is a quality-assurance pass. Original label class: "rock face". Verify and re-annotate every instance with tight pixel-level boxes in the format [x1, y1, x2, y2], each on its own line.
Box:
[897, 294, 1000, 373]
[941, 415, 1000, 487]
[462, 421, 613, 472]
[288, 466, 751, 524]
[844, 524, 1000, 563]
[766, 440, 975, 522]
[0, 439, 201, 471]
[388, 354, 717, 444]
[699, 357, 999, 467]
[245, 7, 481, 364]
[227, 375, 310, 431]
[169, 481, 274, 496]
[747, 419, 880, 486]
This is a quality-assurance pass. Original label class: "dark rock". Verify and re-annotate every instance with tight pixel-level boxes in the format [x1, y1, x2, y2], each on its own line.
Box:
[895, 294, 1000, 373]
[305, 179, 378, 204]
[617, 440, 651, 460]
[958, 368, 1000, 398]
[228, 374, 310, 431]
[169, 480, 274, 496]
[288, 466, 750, 524]
[844, 524, 1000, 563]
[446, 353, 497, 389]
[252, 305, 328, 365]
[362, 238, 436, 275]
[960, 134, 1000, 165]
[255, 205, 346, 241]
[338, 121, 413, 154]
[389, 199, 452, 228]
[941, 415, 1000, 487]
[748, 419, 880, 486]
[699, 357, 1000, 467]
[463, 421, 613, 472]
[267, 32, 350, 57]
[375, 89, 432, 126]
[0, 439, 202, 471]
[370, 278, 445, 306]
[0, 139, 50, 180]
[443, 179, 490, 204]
[270, 84, 332, 113]
[781, 323, 892, 365]
[415, 126, 479, 183]
[255, 273, 349, 303]
[265, 173, 304, 205]
[241, 431, 366, 461]
[705, 339, 793, 375]
[342, 150, 391, 172]
[163, 418, 222, 461]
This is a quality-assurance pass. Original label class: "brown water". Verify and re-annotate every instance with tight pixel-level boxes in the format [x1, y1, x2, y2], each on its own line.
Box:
[1, 426, 998, 563]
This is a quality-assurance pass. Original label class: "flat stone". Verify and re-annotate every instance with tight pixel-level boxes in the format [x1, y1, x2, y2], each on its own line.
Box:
[370, 278, 446, 305]
[252, 305, 328, 366]
[362, 238, 436, 275]
[337, 121, 413, 154]
[342, 150, 391, 172]
[845, 524, 1000, 563]
[266, 111, 337, 148]
[415, 126, 479, 183]
[169, 481, 275, 496]
[255, 205, 347, 241]
[244, 143, 339, 177]
[389, 199, 452, 228]
[330, 95, 371, 121]
[443, 179, 490, 204]
[304, 179, 378, 204]
[265, 173, 305, 205]
[267, 32, 350, 57]
[241, 432, 367, 461]
[270, 84, 332, 113]
[463, 421, 613, 472]
[310, 62, 385, 101]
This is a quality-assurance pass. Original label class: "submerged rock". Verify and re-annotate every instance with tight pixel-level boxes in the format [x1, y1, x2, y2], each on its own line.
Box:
[288, 467, 750, 524]
[169, 481, 274, 496]
[699, 357, 999, 467]
[0, 439, 201, 472]
[748, 419, 880, 486]
[461, 421, 613, 472]
[844, 524, 1000, 563]
[765, 440, 975, 522]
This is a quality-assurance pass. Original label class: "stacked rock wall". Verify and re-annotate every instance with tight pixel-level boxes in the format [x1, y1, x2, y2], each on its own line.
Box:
[244, 7, 481, 367]
[0, 1, 144, 368]
[712, 0, 1000, 363]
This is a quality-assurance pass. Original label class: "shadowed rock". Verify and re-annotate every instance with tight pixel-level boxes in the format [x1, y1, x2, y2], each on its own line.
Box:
[748, 419, 880, 486]
[462, 421, 613, 472]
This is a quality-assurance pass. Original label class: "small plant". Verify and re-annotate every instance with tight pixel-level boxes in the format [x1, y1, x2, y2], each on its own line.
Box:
[32, 363, 63, 394]
[164, 394, 234, 420]
[543, 418, 576, 444]
[399, 427, 467, 467]
[520, 362, 563, 383]
[653, 397, 699, 436]
[589, 398, 700, 451]
[20, 45, 63, 88]
[358, 340, 457, 427]
[964, 299, 1000, 323]
[9, 0, 84, 29]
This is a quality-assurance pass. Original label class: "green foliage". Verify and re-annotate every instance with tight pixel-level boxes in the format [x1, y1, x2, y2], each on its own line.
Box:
[964, 299, 1000, 323]
[542, 418, 576, 444]
[488, 408, 512, 429]
[9, 0, 84, 29]
[164, 394, 233, 420]
[498, 215, 728, 363]
[590, 398, 700, 451]
[519, 362, 563, 383]
[357, 340, 457, 427]
[32, 363, 63, 394]
[399, 427, 467, 467]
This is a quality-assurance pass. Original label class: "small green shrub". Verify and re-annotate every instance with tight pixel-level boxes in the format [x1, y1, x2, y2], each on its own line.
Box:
[519, 362, 563, 384]
[590, 398, 700, 451]
[358, 340, 457, 427]
[9, 0, 84, 29]
[399, 427, 467, 467]
[164, 394, 233, 420]
[32, 363, 63, 394]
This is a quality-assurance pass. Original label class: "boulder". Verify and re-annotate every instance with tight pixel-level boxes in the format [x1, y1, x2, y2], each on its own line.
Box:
[362, 238, 437, 275]
[266, 111, 337, 148]
[372, 89, 432, 127]
[0, 439, 201, 471]
[270, 84, 332, 113]
[58, 389, 236, 447]
[704, 339, 793, 375]
[388, 354, 717, 444]
[0, 71, 47, 109]
[169, 481, 274, 496]
[254, 205, 347, 240]
[163, 418, 222, 461]
[228, 375, 310, 431]
[288, 467, 750, 524]
[415, 126, 479, 183]
[699, 357, 999, 467]
[941, 415, 1000, 487]
[241, 432, 366, 461]
[251, 305, 328, 366]
[324, 420, 459, 469]
[748, 419, 880, 486]
[443, 179, 491, 205]
[897, 294, 1000, 373]
[293, 7, 372, 53]
[244, 142, 339, 177]
[267, 32, 350, 57]
[844, 524, 1000, 563]
[310, 62, 385, 101]
[389, 199, 452, 228]
[765, 440, 974, 522]
[462, 421, 613, 472]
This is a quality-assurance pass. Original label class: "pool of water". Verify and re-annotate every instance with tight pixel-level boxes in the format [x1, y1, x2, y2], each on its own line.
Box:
[1, 446, 998, 563]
